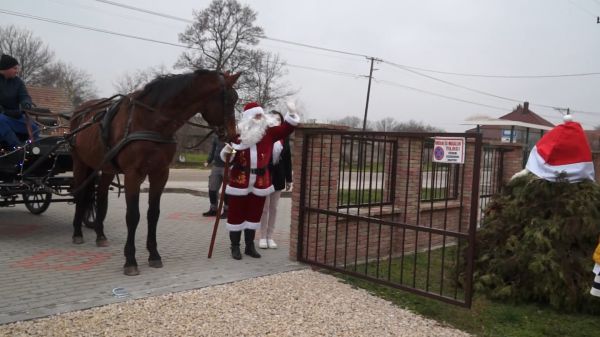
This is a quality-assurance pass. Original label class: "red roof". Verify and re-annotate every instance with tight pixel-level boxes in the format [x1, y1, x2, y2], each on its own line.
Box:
[498, 103, 554, 127]
[27, 86, 74, 115]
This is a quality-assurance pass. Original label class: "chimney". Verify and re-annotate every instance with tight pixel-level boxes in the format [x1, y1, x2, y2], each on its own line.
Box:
[523, 101, 529, 113]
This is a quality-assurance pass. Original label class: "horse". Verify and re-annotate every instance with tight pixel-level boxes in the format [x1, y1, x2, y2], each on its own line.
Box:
[69, 70, 240, 276]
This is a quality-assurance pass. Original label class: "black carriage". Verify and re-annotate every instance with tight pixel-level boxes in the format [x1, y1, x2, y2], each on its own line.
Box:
[0, 110, 96, 224]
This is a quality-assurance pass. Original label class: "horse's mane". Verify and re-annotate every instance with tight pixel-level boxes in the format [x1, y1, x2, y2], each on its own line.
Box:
[137, 69, 215, 107]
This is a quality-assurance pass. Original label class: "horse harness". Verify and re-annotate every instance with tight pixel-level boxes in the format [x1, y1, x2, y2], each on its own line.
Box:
[67, 72, 230, 194]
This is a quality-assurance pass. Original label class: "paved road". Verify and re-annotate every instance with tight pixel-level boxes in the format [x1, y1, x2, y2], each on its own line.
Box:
[0, 169, 302, 324]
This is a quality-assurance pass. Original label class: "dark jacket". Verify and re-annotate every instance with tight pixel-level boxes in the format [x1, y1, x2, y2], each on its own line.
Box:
[206, 135, 226, 167]
[0, 74, 32, 117]
[269, 138, 292, 191]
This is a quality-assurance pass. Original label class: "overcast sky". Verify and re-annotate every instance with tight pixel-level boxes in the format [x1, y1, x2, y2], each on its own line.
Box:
[1, 0, 599, 131]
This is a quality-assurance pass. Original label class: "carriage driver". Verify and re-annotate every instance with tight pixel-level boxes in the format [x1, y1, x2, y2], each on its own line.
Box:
[0, 54, 39, 150]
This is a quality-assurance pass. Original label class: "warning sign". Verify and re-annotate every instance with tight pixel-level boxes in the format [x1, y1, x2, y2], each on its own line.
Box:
[432, 137, 465, 164]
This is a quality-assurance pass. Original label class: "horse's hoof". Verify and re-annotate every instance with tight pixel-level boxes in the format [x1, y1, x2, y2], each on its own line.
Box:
[72, 237, 84, 244]
[148, 259, 163, 268]
[96, 239, 109, 247]
[123, 266, 140, 276]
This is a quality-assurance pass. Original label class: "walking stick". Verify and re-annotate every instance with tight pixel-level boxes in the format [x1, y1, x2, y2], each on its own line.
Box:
[207, 151, 231, 258]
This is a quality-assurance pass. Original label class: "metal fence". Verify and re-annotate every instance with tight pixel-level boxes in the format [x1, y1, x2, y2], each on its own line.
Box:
[297, 130, 481, 307]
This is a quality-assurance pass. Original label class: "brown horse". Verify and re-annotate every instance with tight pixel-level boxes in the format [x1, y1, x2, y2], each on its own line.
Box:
[70, 70, 240, 275]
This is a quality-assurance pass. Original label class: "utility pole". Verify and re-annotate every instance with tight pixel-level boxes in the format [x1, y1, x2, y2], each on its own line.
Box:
[362, 57, 379, 131]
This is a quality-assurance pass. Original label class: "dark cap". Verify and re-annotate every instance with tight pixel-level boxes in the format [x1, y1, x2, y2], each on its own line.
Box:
[0, 54, 19, 71]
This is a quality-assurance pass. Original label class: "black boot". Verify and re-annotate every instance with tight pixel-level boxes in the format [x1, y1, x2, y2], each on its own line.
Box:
[244, 229, 261, 258]
[229, 231, 242, 260]
[203, 191, 218, 216]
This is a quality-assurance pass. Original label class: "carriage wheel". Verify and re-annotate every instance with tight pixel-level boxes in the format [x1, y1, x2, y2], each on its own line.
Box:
[23, 191, 52, 215]
[83, 190, 98, 229]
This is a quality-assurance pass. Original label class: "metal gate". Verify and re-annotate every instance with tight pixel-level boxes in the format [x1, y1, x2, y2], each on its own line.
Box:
[297, 130, 481, 307]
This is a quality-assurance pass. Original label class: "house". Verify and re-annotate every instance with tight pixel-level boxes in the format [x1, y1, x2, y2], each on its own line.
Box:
[464, 102, 554, 148]
[27, 86, 74, 135]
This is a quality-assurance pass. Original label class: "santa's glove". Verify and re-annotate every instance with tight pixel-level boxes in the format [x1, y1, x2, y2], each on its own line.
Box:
[220, 143, 234, 162]
[284, 101, 301, 125]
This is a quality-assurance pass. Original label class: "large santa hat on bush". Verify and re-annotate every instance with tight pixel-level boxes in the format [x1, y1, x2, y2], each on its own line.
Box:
[525, 115, 595, 183]
[242, 102, 264, 120]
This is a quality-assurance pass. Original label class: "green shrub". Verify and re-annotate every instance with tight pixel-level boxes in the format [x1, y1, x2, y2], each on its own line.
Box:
[473, 174, 600, 313]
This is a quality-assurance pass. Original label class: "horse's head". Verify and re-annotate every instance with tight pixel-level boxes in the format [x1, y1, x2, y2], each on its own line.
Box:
[201, 72, 241, 142]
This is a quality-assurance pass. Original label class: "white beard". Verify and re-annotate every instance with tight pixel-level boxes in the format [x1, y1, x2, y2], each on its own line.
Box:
[238, 113, 279, 145]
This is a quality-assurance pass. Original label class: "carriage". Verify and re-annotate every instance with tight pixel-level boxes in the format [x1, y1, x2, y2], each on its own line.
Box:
[0, 109, 97, 225]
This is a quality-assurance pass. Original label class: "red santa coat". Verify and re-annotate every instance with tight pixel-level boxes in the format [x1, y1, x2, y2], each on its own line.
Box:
[222, 114, 298, 196]
[221, 113, 299, 231]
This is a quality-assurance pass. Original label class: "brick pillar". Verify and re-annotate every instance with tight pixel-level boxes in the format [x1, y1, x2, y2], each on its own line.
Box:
[499, 143, 525, 184]
[289, 124, 348, 261]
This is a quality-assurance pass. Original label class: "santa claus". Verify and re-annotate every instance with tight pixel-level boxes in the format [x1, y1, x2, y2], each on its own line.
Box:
[220, 101, 300, 260]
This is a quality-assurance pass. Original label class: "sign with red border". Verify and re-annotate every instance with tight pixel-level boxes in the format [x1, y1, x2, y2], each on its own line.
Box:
[432, 137, 465, 164]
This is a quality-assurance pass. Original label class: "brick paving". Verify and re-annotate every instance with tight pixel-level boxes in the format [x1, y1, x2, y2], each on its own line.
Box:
[0, 171, 301, 324]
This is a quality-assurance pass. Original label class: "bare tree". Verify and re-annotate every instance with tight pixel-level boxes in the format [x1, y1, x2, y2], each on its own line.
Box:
[243, 50, 296, 108]
[113, 65, 170, 94]
[178, 0, 295, 106]
[0, 25, 54, 82]
[177, 0, 263, 71]
[374, 117, 398, 131]
[32, 62, 97, 107]
[331, 116, 367, 129]
[392, 120, 444, 132]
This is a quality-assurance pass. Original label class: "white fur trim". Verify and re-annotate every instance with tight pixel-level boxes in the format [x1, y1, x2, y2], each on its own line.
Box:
[272, 140, 283, 164]
[526, 147, 595, 182]
[510, 168, 530, 181]
[226, 220, 261, 231]
[226, 183, 275, 196]
[226, 222, 243, 231]
[284, 113, 300, 126]
[226, 185, 250, 196]
[242, 106, 263, 120]
[244, 220, 261, 230]
[232, 142, 251, 151]
[591, 272, 600, 297]
[250, 144, 257, 171]
[251, 185, 275, 196]
[594, 263, 600, 275]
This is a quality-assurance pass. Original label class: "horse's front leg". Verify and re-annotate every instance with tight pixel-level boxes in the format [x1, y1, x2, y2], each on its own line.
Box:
[146, 169, 169, 268]
[93, 173, 115, 247]
[123, 173, 144, 276]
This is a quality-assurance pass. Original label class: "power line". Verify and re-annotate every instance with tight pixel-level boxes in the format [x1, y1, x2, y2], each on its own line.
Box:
[93, 0, 600, 78]
[0, 9, 198, 50]
[393, 64, 600, 78]
[375, 79, 510, 111]
[285, 63, 362, 79]
[567, 0, 597, 16]
[4, 6, 600, 117]
[382, 60, 600, 115]
[94, 0, 370, 58]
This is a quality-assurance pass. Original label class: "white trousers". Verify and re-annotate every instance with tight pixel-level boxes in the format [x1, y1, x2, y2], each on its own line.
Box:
[260, 190, 282, 240]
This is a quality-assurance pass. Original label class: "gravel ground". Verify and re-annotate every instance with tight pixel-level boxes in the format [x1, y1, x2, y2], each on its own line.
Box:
[0, 270, 470, 337]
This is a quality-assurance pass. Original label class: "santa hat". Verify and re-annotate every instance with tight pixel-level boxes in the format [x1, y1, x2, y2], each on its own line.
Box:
[525, 115, 594, 183]
[242, 102, 264, 120]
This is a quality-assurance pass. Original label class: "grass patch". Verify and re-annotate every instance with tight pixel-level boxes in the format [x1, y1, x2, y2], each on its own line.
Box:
[420, 187, 449, 201]
[333, 247, 600, 337]
[171, 152, 209, 168]
[338, 189, 384, 205]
